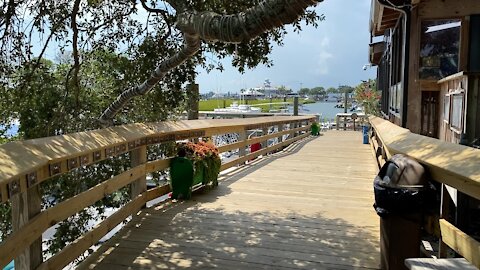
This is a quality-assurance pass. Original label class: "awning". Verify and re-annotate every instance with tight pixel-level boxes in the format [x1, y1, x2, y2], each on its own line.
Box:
[369, 41, 385, 65]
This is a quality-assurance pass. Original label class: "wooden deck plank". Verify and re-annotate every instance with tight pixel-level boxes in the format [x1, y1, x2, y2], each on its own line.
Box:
[80, 130, 380, 270]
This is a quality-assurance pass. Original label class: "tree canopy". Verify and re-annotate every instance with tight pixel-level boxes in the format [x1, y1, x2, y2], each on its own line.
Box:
[1, 0, 324, 129]
[0, 0, 325, 259]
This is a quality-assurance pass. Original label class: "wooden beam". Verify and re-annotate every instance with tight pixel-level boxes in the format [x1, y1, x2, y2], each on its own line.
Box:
[0, 166, 145, 269]
[220, 130, 310, 171]
[217, 125, 308, 154]
[145, 158, 171, 174]
[440, 219, 480, 268]
[36, 194, 147, 270]
[146, 185, 171, 202]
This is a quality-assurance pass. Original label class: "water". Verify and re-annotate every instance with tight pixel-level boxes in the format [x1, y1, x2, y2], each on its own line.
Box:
[303, 102, 345, 121]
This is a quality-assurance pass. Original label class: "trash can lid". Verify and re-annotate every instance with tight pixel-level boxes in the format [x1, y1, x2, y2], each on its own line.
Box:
[380, 154, 428, 187]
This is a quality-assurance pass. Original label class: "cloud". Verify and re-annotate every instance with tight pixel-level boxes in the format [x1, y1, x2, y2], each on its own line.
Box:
[314, 37, 333, 75]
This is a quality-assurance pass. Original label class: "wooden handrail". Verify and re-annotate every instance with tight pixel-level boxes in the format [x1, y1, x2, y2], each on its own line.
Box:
[439, 219, 480, 268]
[369, 116, 480, 267]
[0, 116, 313, 203]
[0, 115, 315, 270]
[369, 116, 480, 201]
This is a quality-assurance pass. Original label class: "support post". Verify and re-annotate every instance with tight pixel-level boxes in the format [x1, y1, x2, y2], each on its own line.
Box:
[336, 116, 339, 130]
[187, 83, 199, 120]
[277, 124, 284, 145]
[238, 130, 246, 161]
[12, 186, 43, 269]
[261, 127, 269, 149]
[438, 184, 450, 258]
[130, 145, 147, 206]
[293, 97, 299, 116]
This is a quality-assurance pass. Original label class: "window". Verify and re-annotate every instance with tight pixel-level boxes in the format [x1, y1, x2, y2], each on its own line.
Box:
[450, 92, 464, 130]
[443, 94, 450, 123]
[419, 20, 461, 80]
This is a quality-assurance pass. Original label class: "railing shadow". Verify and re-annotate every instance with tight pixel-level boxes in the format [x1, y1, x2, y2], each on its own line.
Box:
[81, 203, 380, 269]
[80, 134, 380, 269]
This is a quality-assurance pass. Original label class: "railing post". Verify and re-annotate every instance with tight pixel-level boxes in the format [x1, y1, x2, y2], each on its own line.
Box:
[238, 130, 246, 161]
[12, 186, 43, 269]
[277, 124, 284, 144]
[336, 116, 339, 130]
[438, 184, 450, 258]
[261, 127, 269, 149]
[130, 145, 147, 206]
[293, 97, 299, 116]
[187, 83, 199, 120]
[290, 122, 295, 139]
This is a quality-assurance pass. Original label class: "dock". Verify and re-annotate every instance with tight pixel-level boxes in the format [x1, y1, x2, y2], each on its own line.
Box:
[80, 131, 380, 269]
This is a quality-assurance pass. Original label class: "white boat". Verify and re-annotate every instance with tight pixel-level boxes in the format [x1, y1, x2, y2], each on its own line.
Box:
[214, 102, 262, 113]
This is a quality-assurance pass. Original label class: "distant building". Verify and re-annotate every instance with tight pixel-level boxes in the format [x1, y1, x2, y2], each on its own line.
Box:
[240, 88, 265, 100]
[251, 79, 280, 98]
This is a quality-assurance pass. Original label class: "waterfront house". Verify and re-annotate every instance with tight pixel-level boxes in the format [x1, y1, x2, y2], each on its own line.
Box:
[369, 0, 480, 145]
[369, 0, 480, 261]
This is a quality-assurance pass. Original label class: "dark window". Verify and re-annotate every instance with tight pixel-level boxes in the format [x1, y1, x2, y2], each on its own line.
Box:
[469, 15, 480, 72]
[419, 20, 461, 80]
[421, 91, 439, 138]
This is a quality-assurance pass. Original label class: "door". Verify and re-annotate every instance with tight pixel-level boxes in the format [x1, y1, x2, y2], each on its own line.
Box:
[421, 91, 439, 138]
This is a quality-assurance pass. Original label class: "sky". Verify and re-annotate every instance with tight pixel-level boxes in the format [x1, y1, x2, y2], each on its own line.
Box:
[195, 0, 377, 94]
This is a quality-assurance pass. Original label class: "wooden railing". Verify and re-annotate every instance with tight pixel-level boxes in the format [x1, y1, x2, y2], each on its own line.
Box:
[335, 112, 368, 131]
[0, 115, 315, 270]
[369, 116, 480, 268]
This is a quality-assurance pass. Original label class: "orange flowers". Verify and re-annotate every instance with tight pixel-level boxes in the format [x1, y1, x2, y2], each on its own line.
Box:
[179, 141, 220, 161]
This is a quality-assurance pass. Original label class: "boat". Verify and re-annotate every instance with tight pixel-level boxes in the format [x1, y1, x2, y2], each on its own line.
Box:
[214, 102, 262, 113]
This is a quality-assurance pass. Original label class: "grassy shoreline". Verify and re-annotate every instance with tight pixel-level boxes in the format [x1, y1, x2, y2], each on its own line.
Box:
[199, 98, 315, 112]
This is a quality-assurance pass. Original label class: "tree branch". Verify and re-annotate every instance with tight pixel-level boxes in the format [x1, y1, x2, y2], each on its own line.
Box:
[164, 0, 186, 12]
[176, 0, 321, 43]
[71, 0, 81, 110]
[140, 0, 172, 39]
[99, 0, 321, 125]
[98, 33, 201, 125]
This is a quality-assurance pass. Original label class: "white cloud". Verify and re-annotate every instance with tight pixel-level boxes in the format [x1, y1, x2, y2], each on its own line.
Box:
[314, 37, 333, 75]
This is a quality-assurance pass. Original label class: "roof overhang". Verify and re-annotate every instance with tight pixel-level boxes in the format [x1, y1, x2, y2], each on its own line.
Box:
[370, 0, 410, 37]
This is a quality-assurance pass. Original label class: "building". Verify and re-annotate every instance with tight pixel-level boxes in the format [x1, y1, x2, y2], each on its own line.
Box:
[369, 0, 480, 256]
[369, 0, 480, 145]
[251, 79, 286, 98]
[240, 88, 265, 100]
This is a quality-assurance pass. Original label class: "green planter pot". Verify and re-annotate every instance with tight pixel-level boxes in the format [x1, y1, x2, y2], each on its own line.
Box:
[170, 157, 194, 199]
[193, 163, 204, 186]
[311, 123, 320, 136]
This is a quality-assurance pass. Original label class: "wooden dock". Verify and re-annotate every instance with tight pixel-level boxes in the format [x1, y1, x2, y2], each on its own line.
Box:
[81, 130, 380, 270]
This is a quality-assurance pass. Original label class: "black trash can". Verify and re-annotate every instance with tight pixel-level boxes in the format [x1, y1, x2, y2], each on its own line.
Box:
[373, 154, 435, 270]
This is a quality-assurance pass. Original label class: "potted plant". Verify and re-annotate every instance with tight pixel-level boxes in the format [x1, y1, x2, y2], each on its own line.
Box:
[170, 140, 221, 199]
[311, 122, 320, 136]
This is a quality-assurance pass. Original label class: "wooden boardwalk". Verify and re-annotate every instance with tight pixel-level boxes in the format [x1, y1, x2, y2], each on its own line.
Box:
[81, 131, 380, 270]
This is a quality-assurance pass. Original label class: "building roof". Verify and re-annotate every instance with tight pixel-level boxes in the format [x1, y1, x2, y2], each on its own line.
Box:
[369, 0, 418, 37]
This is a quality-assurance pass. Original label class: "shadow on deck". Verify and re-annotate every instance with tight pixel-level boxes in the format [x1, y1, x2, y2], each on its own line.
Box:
[80, 131, 380, 270]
